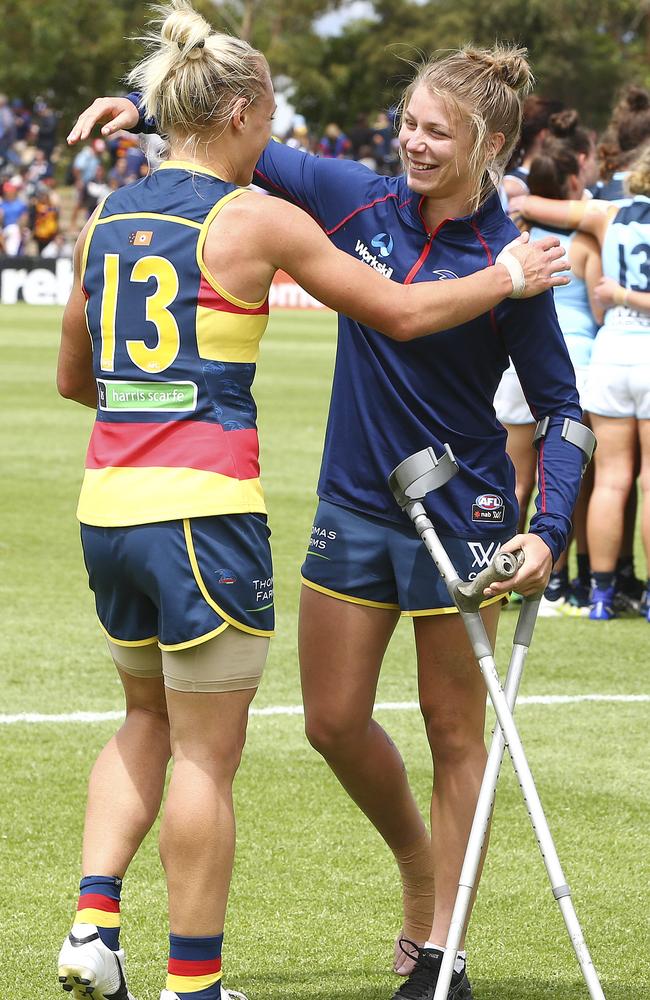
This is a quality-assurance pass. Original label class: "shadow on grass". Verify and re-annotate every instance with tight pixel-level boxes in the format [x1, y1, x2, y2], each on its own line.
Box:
[471, 979, 639, 1000]
[243, 975, 641, 1000]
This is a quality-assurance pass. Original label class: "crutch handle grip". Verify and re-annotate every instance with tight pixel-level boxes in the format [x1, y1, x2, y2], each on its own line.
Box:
[454, 549, 525, 613]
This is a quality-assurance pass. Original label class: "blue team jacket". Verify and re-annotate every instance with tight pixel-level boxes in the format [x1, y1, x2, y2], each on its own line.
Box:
[131, 100, 583, 560]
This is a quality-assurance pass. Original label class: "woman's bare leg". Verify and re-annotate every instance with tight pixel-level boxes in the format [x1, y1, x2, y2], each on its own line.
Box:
[299, 586, 434, 957]
[587, 415, 637, 573]
[160, 685, 256, 935]
[82, 668, 170, 877]
[503, 422, 537, 532]
[414, 602, 501, 949]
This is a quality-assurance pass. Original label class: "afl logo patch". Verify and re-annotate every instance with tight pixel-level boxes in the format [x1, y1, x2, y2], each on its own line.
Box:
[216, 568, 237, 584]
[472, 493, 505, 522]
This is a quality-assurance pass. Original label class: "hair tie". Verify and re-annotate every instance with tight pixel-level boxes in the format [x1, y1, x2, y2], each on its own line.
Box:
[178, 38, 205, 52]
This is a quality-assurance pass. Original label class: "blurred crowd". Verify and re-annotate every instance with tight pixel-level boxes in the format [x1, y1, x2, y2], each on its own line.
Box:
[0, 95, 150, 258]
[0, 99, 405, 258]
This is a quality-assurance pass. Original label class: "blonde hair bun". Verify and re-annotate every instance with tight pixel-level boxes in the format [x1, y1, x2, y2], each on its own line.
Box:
[463, 44, 533, 96]
[160, 0, 211, 61]
[127, 0, 267, 141]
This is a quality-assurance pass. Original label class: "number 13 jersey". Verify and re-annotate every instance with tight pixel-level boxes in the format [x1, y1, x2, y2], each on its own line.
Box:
[596, 194, 650, 366]
[78, 161, 269, 527]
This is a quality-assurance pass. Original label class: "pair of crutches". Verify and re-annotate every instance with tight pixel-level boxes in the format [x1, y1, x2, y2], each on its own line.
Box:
[388, 443, 606, 1000]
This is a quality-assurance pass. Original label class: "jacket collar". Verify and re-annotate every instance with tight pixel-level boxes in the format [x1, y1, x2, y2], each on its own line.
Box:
[394, 174, 503, 238]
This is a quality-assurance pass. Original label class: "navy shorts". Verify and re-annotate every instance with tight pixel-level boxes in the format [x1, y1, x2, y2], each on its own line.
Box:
[80, 514, 274, 650]
[301, 500, 511, 615]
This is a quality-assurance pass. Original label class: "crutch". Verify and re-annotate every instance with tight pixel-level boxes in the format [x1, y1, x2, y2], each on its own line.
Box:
[388, 445, 605, 1000]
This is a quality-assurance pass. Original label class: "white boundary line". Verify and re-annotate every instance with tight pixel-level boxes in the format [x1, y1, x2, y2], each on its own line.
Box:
[0, 693, 648, 725]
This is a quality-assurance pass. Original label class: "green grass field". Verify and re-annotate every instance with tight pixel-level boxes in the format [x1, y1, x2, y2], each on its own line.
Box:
[1, 304, 649, 999]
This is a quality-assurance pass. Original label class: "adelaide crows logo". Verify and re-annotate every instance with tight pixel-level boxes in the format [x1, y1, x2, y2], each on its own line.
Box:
[431, 269, 459, 280]
[371, 232, 394, 258]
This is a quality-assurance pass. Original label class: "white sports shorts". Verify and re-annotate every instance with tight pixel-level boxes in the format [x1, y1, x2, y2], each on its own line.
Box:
[582, 364, 650, 419]
[494, 370, 533, 426]
[495, 367, 588, 426]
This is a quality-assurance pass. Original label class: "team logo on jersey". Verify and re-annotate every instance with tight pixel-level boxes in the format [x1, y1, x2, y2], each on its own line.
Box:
[431, 268, 459, 280]
[128, 230, 153, 246]
[467, 540, 502, 570]
[355, 239, 394, 278]
[471, 493, 505, 522]
[216, 568, 237, 584]
[371, 232, 394, 258]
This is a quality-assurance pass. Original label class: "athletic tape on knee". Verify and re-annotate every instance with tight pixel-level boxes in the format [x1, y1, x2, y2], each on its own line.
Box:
[495, 247, 526, 298]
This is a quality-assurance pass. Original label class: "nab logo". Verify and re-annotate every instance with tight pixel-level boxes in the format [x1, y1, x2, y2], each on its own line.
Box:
[371, 232, 394, 258]
[432, 268, 459, 280]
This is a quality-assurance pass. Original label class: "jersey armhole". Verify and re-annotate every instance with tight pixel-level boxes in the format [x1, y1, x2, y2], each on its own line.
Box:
[197, 188, 268, 311]
[80, 197, 109, 294]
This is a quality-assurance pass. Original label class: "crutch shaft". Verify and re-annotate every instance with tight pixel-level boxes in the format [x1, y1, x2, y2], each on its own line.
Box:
[478, 650, 605, 999]
[432, 640, 530, 1000]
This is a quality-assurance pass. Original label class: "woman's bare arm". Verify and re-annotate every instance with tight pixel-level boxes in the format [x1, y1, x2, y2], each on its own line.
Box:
[510, 194, 617, 246]
[58, 217, 97, 407]
[210, 194, 569, 342]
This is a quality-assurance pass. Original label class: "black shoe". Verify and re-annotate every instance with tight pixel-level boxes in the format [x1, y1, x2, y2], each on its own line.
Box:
[613, 574, 645, 616]
[390, 944, 473, 1000]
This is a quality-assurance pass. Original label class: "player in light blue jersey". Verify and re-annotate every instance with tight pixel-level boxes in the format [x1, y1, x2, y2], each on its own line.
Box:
[514, 142, 650, 623]
[496, 111, 600, 601]
[523, 130, 603, 615]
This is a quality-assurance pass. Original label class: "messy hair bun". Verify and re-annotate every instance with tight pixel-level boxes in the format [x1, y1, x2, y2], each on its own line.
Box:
[547, 107, 592, 158]
[463, 44, 533, 95]
[127, 0, 268, 140]
[159, 0, 210, 61]
[548, 109, 580, 139]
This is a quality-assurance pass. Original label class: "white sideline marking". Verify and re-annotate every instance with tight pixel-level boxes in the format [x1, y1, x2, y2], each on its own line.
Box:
[0, 693, 648, 725]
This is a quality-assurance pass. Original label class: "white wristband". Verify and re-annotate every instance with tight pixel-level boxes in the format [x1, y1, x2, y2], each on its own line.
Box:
[495, 248, 526, 298]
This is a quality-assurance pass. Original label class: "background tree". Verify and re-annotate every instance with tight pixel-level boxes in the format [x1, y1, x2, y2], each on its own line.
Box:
[0, 0, 648, 136]
[288, 0, 650, 131]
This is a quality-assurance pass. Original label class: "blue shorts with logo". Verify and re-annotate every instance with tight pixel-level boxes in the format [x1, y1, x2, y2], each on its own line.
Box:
[80, 514, 274, 651]
[300, 499, 511, 615]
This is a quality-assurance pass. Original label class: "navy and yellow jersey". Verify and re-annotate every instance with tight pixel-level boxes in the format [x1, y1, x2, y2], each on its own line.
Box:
[253, 142, 582, 562]
[78, 161, 269, 527]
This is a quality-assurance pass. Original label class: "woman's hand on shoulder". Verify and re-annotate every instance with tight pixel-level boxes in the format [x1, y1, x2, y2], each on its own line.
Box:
[67, 97, 139, 144]
[496, 232, 570, 299]
[483, 533, 553, 598]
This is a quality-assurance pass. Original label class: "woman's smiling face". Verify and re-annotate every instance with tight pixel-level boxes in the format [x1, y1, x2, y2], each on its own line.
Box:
[398, 85, 475, 201]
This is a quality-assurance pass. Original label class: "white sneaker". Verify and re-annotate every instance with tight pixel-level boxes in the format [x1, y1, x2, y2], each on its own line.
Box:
[58, 924, 136, 1000]
[537, 594, 567, 617]
[161, 987, 248, 1000]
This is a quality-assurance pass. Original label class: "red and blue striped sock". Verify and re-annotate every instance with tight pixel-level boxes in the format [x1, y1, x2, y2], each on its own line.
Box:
[166, 933, 223, 998]
[74, 875, 122, 951]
